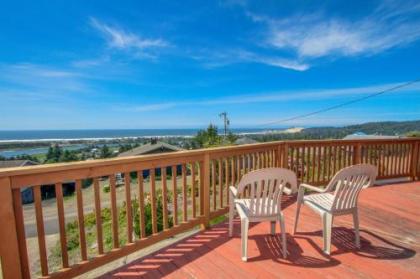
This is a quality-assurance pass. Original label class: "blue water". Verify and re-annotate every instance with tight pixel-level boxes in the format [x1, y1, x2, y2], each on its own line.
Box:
[0, 128, 271, 141]
[0, 128, 277, 158]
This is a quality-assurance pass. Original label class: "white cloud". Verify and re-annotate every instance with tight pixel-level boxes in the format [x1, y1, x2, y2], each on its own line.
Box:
[197, 49, 309, 71]
[0, 63, 88, 94]
[90, 17, 168, 58]
[248, 1, 420, 59]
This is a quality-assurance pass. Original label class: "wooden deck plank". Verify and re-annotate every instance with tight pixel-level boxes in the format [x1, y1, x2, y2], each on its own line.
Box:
[101, 181, 420, 279]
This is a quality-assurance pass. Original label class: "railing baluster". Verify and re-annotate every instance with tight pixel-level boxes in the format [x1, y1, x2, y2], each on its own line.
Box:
[93, 178, 104, 254]
[137, 171, 146, 237]
[225, 158, 229, 204]
[182, 164, 187, 222]
[55, 183, 69, 268]
[218, 159, 223, 208]
[11, 188, 30, 279]
[150, 169, 158, 234]
[384, 144, 389, 176]
[199, 161, 205, 216]
[161, 167, 169, 230]
[211, 161, 216, 210]
[398, 144, 403, 175]
[202, 153, 211, 228]
[392, 144, 397, 175]
[237, 156, 241, 181]
[231, 156, 236, 186]
[109, 175, 119, 247]
[171, 166, 178, 226]
[34, 185, 48, 276]
[337, 145, 342, 173]
[76, 179, 88, 261]
[124, 172, 133, 243]
[191, 162, 196, 218]
[316, 146, 321, 183]
[311, 146, 316, 184]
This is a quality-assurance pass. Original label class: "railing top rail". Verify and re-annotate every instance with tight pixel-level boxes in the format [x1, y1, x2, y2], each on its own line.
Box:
[0, 138, 418, 178]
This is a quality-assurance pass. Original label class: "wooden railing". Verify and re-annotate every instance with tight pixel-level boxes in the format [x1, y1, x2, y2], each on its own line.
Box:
[0, 138, 419, 279]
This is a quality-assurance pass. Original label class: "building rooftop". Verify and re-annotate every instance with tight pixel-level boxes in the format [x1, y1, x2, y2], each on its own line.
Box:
[343, 132, 402, 140]
[118, 141, 183, 157]
[0, 159, 38, 168]
[235, 137, 258, 145]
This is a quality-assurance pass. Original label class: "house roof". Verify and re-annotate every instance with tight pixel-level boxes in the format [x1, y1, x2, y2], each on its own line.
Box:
[118, 142, 183, 157]
[0, 160, 39, 169]
[235, 137, 258, 145]
[343, 132, 401, 140]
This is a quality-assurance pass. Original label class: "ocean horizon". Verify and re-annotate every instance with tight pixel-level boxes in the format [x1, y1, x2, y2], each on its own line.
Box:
[0, 128, 287, 142]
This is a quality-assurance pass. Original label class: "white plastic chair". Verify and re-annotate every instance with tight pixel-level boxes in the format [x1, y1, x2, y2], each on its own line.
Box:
[293, 164, 377, 255]
[229, 168, 297, 261]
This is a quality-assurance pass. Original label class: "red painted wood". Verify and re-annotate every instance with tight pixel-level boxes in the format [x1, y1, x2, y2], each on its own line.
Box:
[101, 181, 420, 279]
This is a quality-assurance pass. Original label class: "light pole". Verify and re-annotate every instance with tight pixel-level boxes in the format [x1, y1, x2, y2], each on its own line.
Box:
[219, 112, 230, 138]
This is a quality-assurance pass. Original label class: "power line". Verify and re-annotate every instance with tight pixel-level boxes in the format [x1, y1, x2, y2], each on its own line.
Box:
[260, 78, 420, 127]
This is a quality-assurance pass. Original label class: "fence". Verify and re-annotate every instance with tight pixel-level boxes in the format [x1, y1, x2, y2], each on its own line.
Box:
[0, 138, 419, 278]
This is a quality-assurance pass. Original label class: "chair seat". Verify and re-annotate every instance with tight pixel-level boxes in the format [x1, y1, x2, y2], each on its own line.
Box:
[303, 193, 334, 212]
[234, 198, 279, 219]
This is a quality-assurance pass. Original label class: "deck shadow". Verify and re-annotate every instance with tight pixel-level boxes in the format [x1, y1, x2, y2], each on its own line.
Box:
[295, 227, 416, 260]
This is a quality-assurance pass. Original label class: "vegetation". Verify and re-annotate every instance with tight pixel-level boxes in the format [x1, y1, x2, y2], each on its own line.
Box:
[49, 192, 172, 269]
[406, 131, 420, 137]
[249, 120, 420, 142]
[46, 145, 79, 163]
[99, 145, 113, 158]
[0, 153, 41, 163]
[194, 124, 222, 148]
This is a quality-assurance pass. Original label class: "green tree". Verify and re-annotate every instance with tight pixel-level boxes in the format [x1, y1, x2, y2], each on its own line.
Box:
[100, 145, 112, 158]
[406, 131, 420, 137]
[194, 124, 222, 148]
[46, 144, 63, 163]
[226, 132, 238, 144]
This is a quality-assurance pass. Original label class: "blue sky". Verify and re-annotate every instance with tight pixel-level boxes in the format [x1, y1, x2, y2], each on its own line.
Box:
[0, 0, 419, 130]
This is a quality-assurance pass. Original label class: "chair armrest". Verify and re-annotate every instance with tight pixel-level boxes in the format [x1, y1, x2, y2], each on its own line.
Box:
[299, 183, 326, 193]
[283, 187, 293, 196]
[229, 186, 238, 197]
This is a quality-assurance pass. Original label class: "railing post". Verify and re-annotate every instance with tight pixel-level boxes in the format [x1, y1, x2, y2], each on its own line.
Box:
[411, 140, 419, 181]
[276, 143, 282, 167]
[354, 143, 362, 164]
[201, 152, 211, 229]
[283, 143, 289, 168]
[0, 177, 23, 279]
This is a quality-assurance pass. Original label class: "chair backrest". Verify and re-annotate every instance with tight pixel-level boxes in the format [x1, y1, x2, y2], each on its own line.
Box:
[329, 164, 377, 211]
[237, 168, 297, 216]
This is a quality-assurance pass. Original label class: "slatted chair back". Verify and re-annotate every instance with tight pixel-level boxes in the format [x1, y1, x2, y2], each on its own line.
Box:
[329, 164, 377, 212]
[237, 168, 297, 216]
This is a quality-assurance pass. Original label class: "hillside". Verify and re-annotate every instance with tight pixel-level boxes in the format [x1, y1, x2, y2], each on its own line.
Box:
[250, 120, 420, 141]
[301, 120, 420, 139]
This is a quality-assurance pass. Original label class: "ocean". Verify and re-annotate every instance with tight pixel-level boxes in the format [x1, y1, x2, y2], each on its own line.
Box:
[0, 128, 278, 158]
[0, 128, 273, 142]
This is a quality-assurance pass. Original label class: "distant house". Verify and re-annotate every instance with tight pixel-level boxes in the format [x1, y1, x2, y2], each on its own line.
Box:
[343, 132, 402, 140]
[118, 140, 184, 178]
[0, 160, 39, 204]
[235, 137, 258, 145]
[118, 140, 183, 157]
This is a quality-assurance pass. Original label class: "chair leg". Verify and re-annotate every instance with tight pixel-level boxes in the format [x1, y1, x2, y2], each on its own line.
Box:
[279, 215, 287, 258]
[229, 204, 234, 237]
[241, 218, 249, 262]
[293, 191, 303, 234]
[353, 209, 360, 248]
[270, 221, 276, 235]
[322, 212, 333, 255]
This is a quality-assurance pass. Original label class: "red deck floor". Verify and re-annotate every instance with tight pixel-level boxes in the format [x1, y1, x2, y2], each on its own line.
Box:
[101, 181, 420, 279]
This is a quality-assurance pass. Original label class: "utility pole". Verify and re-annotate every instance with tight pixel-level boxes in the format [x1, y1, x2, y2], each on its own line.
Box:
[219, 112, 230, 137]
